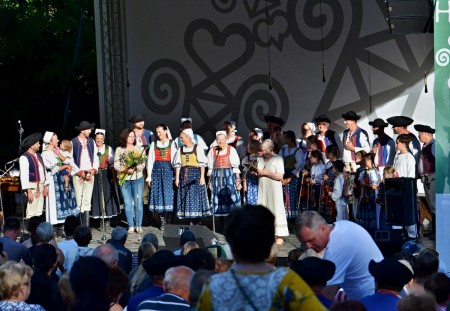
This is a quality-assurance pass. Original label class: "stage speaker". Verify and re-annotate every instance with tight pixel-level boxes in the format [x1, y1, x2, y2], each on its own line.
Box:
[385, 0, 434, 34]
[163, 225, 218, 250]
[370, 229, 406, 257]
[385, 177, 418, 226]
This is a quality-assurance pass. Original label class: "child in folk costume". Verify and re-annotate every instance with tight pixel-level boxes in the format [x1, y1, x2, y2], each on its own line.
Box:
[356, 153, 381, 230]
[329, 160, 348, 221]
[301, 150, 326, 212]
[376, 165, 397, 230]
[207, 131, 242, 217]
[147, 124, 177, 230]
[173, 128, 210, 223]
[348, 150, 367, 220]
[58, 139, 80, 192]
[242, 140, 261, 205]
[322, 145, 341, 222]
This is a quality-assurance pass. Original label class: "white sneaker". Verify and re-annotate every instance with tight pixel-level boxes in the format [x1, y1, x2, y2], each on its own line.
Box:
[128, 227, 135, 233]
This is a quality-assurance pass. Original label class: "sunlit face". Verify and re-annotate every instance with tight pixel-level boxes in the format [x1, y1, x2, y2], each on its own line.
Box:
[216, 134, 227, 147]
[180, 132, 191, 145]
[50, 134, 59, 147]
[317, 122, 329, 133]
[80, 128, 91, 138]
[392, 126, 401, 135]
[30, 141, 41, 152]
[134, 121, 145, 130]
[344, 119, 355, 129]
[127, 131, 136, 144]
[297, 224, 329, 253]
[248, 131, 259, 141]
[364, 157, 373, 168]
[95, 134, 104, 147]
[417, 132, 430, 144]
[156, 127, 167, 141]
[261, 143, 273, 158]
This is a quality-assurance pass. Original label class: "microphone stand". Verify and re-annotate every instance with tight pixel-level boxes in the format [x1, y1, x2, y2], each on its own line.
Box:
[207, 146, 222, 234]
[97, 151, 107, 243]
[18, 122, 24, 156]
[0, 164, 16, 228]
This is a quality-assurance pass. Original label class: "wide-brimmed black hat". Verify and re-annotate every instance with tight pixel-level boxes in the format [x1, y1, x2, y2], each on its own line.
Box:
[414, 124, 435, 134]
[75, 121, 95, 132]
[21, 132, 42, 150]
[342, 111, 361, 121]
[314, 114, 331, 123]
[369, 118, 389, 128]
[387, 116, 414, 127]
[264, 115, 285, 126]
[290, 257, 336, 286]
[142, 249, 188, 276]
[368, 258, 413, 288]
[128, 114, 146, 123]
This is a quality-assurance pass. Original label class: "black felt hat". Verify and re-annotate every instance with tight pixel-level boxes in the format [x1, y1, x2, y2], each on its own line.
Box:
[342, 111, 361, 121]
[75, 121, 95, 132]
[128, 114, 146, 123]
[369, 118, 389, 128]
[368, 258, 413, 288]
[414, 124, 435, 134]
[387, 116, 414, 127]
[314, 114, 331, 123]
[21, 132, 42, 150]
[264, 115, 285, 126]
[142, 249, 188, 276]
[290, 257, 336, 286]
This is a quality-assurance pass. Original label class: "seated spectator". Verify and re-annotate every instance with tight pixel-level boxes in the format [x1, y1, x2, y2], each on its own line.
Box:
[0, 261, 45, 310]
[423, 272, 450, 310]
[27, 244, 63, 311]
[127, 250, 187, 311]
[186, 248, 216, 271]
[57, 215, 81, 271]
[58, 273, 75, 310]
[65, 225, 94, 271]
[108, 227, 132, 273]
[290, 257, 336, 309]
[359, 258, 414, 311]
[93, 244, 119, 268]
[181, 241, 199, 255]
[197, 205, 325, 310]
[107, 267, 129, 311]
[397, 293, 437, 311]
[405, 248, 440, 296]
[24, 222, 55, 267]
[70, 256, 110, 311]
[189, 269, 216, 308]
[173, 230, 195, 256]
[129, 242, 156, 295]
[0, 243, 8, 265]
[131, 233, 159, 270]
[137, 266, 194, 311]
[0, 217, 27, 262]
[22, 216, 44, 248]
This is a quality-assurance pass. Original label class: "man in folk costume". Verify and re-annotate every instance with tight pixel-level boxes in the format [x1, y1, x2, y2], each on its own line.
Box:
[387, 116, 421, 165]
[369, 118, 395, 176]
[341, 111, 371, 172]
[19, 132, 49, 219]
[315, 114, 343, 156]
[415, 124, 436, 240]
[174, 117, 208, 151]
[71, 121, 99, 226]
[210, 121, 246, 160]
[263, 115, 284, 140]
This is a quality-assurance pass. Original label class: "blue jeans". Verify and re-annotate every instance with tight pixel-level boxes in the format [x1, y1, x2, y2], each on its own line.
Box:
[120, 177, 144, 228]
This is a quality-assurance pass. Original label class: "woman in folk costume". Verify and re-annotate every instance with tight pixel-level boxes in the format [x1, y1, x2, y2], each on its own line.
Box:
[279, 130, 305, 221]
[173, 128, 210, 222]
[41, 131, 79, 224]
[207, 131, 242, 217]
[147, 124, 177, 230]
[357, 152, 381, 230]
[257, 139, 289, 245]
[91, 129, 120, 225]
[114, 128, 146, 233]
[210, 121, 246, 160]
[242, 140, 261, 205]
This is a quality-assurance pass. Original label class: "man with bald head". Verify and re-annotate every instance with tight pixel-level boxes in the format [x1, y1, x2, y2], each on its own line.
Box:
[137, 266, 194, 310]
[93, 244, 119, 268]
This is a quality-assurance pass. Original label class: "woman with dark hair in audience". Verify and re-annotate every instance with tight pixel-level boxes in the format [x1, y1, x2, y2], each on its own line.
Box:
[197, 205, 326, 310]
[0, 261, 45, 310]
[27, 244, 63, 311]
[70, 256, 110, 311]
[405, 248, 440, 296]
[106, 267, 129, 311]
[129, 242, 157, 295]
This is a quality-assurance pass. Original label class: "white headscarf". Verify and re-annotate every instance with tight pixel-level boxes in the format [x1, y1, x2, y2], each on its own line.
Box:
[42, 131, 54, 151]
[181, 128, 196, 144]
[215, 130, 227, 138]
[95, 129, 106, 137]
[253, 128, 263, 140]
[307, 122, 317, 133]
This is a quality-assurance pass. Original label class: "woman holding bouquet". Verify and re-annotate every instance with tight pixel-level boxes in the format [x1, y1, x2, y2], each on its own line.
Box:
[173, 128, 210, 222]
[114, 128, 146, 233]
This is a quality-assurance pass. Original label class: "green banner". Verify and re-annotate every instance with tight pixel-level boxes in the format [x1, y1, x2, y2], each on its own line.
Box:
[435, 0, 450, 260]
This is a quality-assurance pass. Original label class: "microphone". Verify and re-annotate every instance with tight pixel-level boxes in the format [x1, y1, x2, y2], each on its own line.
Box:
[6, 158, 20, 165]
[215, 146, 223, 151]
[17, 120, 24, 133]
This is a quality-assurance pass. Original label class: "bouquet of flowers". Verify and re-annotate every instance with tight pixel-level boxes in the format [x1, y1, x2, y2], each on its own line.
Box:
[118, 149, 147, 186]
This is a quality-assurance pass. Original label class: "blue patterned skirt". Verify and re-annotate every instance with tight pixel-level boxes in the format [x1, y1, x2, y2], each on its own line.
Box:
[357, 189, 377, 230]
[245, 173, 259, 205]
[283, 177, 300, 219]
[149, 161, 175, 213]
[53, 172, 79, 221]
[177, 167, 211, 218]
[211, 168, 241, 216]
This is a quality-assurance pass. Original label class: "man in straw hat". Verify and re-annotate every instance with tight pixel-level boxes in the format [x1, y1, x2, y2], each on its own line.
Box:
[19, 132, 49, 219]
[369, 118, 395, 176]
[71, 121, 99, 227]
